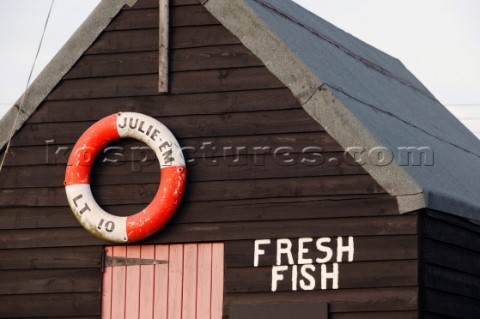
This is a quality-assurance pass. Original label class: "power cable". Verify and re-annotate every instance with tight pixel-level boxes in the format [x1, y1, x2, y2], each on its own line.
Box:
[0, 0, 55, 173]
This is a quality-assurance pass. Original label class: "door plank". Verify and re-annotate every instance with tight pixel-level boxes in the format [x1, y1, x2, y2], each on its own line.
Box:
[168, 245, 184, 319]
[139, 245, 155, 318]
[211, 243, 224, 319]
[102, 247, 114, 319]
[154, 245, 170, 319]
[197, 244, 213, 319]
[125, 246, 141, 319]
[182, 244, 198, 319]
[111, 246, 127, 319]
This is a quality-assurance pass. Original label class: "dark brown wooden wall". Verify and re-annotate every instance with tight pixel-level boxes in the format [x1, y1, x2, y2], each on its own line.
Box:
[0, 0, 418, 318]
[420, 210, 480, 318]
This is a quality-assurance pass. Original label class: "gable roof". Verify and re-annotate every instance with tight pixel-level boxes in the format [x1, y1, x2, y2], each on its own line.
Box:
[203, 0, 480, 220]
[2, 0, 480, 221]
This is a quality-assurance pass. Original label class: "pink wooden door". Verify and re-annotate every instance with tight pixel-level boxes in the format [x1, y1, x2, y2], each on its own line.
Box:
[102, 243, 224, 319]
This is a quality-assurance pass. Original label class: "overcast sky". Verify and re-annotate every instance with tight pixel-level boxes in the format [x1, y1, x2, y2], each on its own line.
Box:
[1, 0, 479, 136]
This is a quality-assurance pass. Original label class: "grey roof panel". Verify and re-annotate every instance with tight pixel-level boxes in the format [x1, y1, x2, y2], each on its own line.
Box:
[332, 88, 480, 220]
[246, 0, 432, 95]
[244, 0, 480, 153]
[205, 0, 480, 219]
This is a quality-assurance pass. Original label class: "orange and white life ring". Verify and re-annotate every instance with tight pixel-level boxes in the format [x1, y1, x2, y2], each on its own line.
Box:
[64, 112, 186, 243]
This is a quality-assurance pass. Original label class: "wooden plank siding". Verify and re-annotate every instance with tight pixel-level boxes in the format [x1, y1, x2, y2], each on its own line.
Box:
[420, 210, 480, 318]
[0, 0, 419, 318]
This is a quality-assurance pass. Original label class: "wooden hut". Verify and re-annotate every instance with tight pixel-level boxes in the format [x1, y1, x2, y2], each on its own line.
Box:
[1, 0, 480, 318]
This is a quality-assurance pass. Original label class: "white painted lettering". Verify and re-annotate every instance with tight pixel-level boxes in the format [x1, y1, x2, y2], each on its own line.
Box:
[292, 265, 298, 291]
[298, 237, 313, 264]
[321, 263, 339, 290]
[315, 237, 333, 263]
[271, 265, 288, 292]
[336, 236, 354, 262]
[254, 236, 356, 292]
[300, 264, 316, 290]
[254, 239, 271, 267]
[276, 239, 294, 265]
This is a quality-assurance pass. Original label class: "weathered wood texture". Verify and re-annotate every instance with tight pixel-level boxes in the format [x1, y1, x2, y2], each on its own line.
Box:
[0, 1, 419, 318]
[101, 244, 223, 319]
[420, 210, 480, 318]
[158, 0, 170, 93]
[229, 302, 328, 319]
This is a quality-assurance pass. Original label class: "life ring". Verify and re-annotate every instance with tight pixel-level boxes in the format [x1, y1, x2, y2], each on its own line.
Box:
[64, 112, 186, 243]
